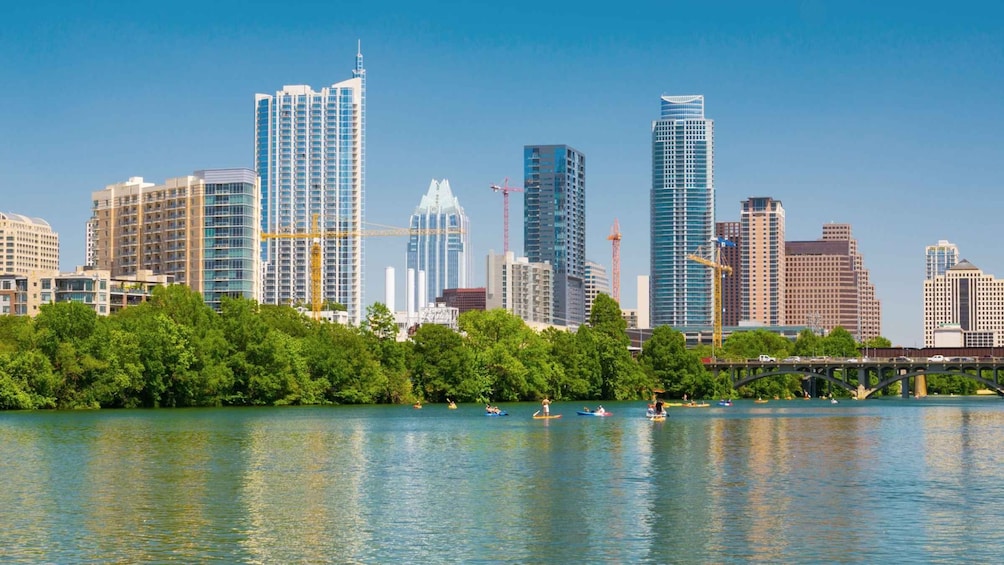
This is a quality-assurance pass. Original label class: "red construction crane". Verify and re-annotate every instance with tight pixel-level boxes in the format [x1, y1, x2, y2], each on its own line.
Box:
[607, 219, 621, 303]
[490, 177, 524, 254]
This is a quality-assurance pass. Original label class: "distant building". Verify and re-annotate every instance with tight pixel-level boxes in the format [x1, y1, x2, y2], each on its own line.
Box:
[0, 275, 28, 315]
[0, 212, 59, 275]
[436, 287, 486, 314]
[651, 95, 714, 327]
[256, 47, 366, 324]
[89, 169, 261, 311]
[406, 179, 472, 309]
[525, 144, 586, 327]
[622, 308, 639, 329]
[583, 260, 610, 320]
[740, 197, 785, 325]
[925, 239, 959, 280]
[636, 275, 650, 329]
[33, 267, 171, 316]
[785, 223, 880, 341]
[715, 221, 741, 327]
[924, 259, 1004, 347]
[486, 251, 553, 325]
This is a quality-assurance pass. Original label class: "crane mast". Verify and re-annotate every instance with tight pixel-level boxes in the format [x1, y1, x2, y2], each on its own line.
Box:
[687, 237, 736, 352]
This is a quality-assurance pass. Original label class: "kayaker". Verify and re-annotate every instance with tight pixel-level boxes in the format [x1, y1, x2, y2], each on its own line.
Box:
[595, 405, 605, 415]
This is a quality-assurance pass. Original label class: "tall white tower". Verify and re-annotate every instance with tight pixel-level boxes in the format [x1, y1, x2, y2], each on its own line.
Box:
[406, 179, 471, 308]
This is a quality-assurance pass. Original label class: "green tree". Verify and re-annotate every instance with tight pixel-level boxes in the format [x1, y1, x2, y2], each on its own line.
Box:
[639, 326, 711, 399]
[410, 324, 481, 402]
[362, 302, 398, 341]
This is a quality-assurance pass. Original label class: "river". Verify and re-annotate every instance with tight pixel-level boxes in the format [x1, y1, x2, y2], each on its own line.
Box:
[2, 397, 1003, 563]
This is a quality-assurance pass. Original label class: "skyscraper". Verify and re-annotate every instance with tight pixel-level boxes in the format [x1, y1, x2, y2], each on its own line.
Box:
[406, 179, 471, 308]
[740, 197, 785, 325]
[925, 240, 959, 280]
[0, 212, 59, 275]
[524, 144, 586, 327]
[255, 46, 366, 324]
[651, 95, 714, 327]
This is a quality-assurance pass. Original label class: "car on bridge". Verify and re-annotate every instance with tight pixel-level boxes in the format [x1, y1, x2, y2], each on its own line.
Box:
[927, 354, 947, 362]
[783, 356, 801, 362]
[757, 354, 777, 363]
[888, 356, 913, 362]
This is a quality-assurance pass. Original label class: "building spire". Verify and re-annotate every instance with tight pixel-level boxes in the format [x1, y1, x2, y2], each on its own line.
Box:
[354, 40, 364, 76]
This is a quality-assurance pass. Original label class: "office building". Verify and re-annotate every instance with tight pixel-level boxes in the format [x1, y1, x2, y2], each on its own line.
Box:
[436, 287, 486, 314]
[0, 212, 59, 275]
[584, 260, 610, 320]
[740, 197, 785, 325]
[785, 223, 880, 341]
[486, 251, 553, 325]
[0, 275, 28, 315]
[926, 240, 959, 280]
[256, 47, 366, 324]
[636, 275, 650, 329]
[651, 95, 714, 327]
[924, 259, 1004, 346]
[89, 169, 260, 310]
[524, 144, 585, 327]
[715, 221, 741, 327]
[406, 179, 472, 309]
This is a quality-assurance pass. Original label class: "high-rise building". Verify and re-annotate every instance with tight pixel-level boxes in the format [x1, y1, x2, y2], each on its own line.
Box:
[785, 223, 880, 341]
[524, 144, 585, 327]
[651, 95, 714, 327]
[740, 197, 785, 325]
[255, 47, 366, 324]
[89, 169, 261, 310]
[715, 221, 741, 327]
[926, 239, 959, 280]
[924, 259, 1004, 346]
[486, 251, 553, 326]
[0, 212, 59, 275]
[583, 260, 610, 320]
[406, 179, 471, 309]
[636, 275, 650, 329]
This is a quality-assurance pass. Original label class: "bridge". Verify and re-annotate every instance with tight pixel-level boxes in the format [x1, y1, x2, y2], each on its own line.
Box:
[704, 357, 1004, 399]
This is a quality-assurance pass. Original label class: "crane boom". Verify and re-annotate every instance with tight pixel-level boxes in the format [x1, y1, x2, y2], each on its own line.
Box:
[262, 215, 465, 321]
[686, 238, 735, 352]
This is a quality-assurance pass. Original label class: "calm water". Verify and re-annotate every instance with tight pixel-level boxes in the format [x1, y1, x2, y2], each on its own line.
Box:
[3, 398, 1004, 563]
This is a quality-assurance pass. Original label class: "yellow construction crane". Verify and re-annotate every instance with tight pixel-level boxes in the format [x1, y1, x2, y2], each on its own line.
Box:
[687, 237, 736, 352]
[262, 214, 464, 320]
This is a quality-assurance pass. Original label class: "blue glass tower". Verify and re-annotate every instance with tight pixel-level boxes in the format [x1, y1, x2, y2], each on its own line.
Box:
[651, 95, 714, 327]
[524, 144, 586, 327]
[406, 179, 471, 307]
[199, 169, 260, 311]
[255, 47, 366, 324]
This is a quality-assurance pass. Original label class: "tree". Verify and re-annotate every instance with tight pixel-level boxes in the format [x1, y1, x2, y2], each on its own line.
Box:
[639, 326, 710, 399]
[362, 302, 398, 341]
[410, 324, 481, 402]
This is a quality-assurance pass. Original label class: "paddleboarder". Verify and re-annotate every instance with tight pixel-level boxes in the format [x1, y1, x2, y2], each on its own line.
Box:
[542, 397, 551, 417]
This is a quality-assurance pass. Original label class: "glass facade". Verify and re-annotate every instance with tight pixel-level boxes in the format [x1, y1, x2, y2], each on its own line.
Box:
[651, 95, 714, 327]
[255, 49, 365, 324]
[200, 169, 260, 311]
[524, 145, 586, 327]
[925, 240, 959, 281]
[406, 180, 471, 308]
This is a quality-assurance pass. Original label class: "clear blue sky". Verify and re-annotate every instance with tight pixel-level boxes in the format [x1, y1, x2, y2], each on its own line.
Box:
[2, 0, 1002, 347]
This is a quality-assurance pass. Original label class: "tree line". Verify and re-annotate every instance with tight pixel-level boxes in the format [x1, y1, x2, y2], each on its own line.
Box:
[3, 284, 950, 411]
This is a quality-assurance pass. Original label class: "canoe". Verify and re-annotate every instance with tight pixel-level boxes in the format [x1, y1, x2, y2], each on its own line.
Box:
[485, 411, 509, 417]
[576, 411, 612, 417]
[532, 414, 562, 419]
[754, 399, 769, 404]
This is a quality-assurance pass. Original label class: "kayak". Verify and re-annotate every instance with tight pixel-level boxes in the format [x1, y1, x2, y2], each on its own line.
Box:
[485, 411, 509, 417]
[532, 414, 562, 419]
[577, 410, 612, 417]
[649, 415, 666, 422]
[717, 400, 733, 407]
[645, 409, 668, 418]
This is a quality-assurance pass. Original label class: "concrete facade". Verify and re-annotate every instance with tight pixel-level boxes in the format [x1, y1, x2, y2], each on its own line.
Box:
[740, 197, 785, 326]
[486, 251, 553, 325]
[924, 259, 1004, 347]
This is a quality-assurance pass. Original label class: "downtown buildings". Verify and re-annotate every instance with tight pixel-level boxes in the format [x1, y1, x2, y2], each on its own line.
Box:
[524, 144, 586, 327]
[926, 239, 959, 280]
[255, 48, 366, 324]
[740, 197, 785, 326]
[406, 179, 472, 309]
[88, 169, 261, 311]
[923, 259, 1004, 347]
[650, 95, 714, 328]
[583, 260, 610, 320]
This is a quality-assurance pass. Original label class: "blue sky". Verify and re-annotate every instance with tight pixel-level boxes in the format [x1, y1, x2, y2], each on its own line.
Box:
[2, 1, 1002, 346]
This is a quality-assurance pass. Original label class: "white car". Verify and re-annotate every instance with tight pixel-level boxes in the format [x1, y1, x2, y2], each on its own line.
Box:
[927, 354, 946, 362]
[758, 354, 777, 363]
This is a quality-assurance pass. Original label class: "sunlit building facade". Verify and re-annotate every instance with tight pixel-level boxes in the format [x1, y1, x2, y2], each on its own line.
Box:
[651, 95, 714, 327]
[0, 212, 59, 275]
[924, 259, 1004, 347]
[926, 239, 959, 281]
[255, 47, 366, 323]
[406, 179, 471, 309]
[584, 260, 610, 320]
[740, 197, 785, 325]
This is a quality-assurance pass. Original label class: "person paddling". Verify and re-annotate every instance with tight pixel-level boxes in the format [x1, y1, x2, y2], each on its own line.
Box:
[542, 397, 551, 417]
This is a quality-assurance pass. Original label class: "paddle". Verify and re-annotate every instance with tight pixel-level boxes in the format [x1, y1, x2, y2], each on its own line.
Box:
[533, 410, 540, 417]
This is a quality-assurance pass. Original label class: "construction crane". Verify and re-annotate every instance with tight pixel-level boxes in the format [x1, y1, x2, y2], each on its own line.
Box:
[262, 214, 464, 321]
[607, 219, 621, 303]
[489, 177, 524, 255]
[686, 237, 736, 352]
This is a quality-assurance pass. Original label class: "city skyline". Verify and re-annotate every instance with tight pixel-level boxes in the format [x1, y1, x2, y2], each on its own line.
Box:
[3, 1, 1002, 346]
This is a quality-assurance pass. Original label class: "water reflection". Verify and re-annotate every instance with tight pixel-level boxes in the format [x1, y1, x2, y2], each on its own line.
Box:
[3, 400, 1004, 562]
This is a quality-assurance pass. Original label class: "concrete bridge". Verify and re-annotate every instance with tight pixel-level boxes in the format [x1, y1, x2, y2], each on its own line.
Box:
[704, 357, 1004, 399]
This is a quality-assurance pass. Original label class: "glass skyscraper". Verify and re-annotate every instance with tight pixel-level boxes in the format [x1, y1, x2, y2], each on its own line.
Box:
[925, 239, 959, 281]
[406, 179, 471, 308]
[650, 95, 714, 327]
[255, 47, 366, 324]
[524, 144, 586, 327]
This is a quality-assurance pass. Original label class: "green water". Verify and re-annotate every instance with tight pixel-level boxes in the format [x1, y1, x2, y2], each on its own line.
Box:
[2, 398, 1004, 563]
